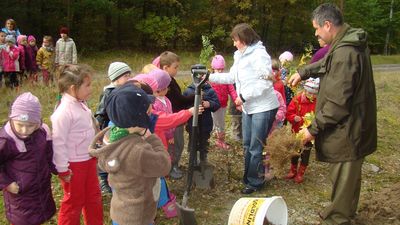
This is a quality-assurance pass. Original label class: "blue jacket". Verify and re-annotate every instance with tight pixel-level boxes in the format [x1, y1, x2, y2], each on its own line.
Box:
[183, 83, 220, 135]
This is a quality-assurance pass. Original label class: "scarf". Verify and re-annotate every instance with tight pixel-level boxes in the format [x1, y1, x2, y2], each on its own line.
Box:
[109, 126, 129, 143]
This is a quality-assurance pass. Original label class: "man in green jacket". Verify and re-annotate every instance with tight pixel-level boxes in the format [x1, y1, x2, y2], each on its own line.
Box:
[289, 3, 377, 225]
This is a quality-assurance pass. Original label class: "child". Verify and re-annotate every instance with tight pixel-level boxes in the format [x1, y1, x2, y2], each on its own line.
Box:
[183, 78, 220, 164]
[1, 19, 21, 41]
[89, 83, 171, 225]
[271, 59, 286, 105]
[285, 78, 319, 183]
[279, 51, 295, 106]
[25, 35, 38, 82]
[16, 35, 27, 83]
[55, 27, 77, 74]
[0, 92, 57, 225]
[161, 51, 195, 177]
[1, 35, 20, 89]
[95, 62, 131, 130]
[149, 68, 181, 176]
[36, 35, 55, 86]
[209, 55, 238, 149]
[51, 64, 103, 225]
[94, 62, 131, 194]
[0, 30, 6, 87]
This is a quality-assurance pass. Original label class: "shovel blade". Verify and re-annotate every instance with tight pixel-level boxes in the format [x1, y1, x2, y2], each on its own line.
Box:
[193, 164, 215, 189]
[176, 202, 197, 225]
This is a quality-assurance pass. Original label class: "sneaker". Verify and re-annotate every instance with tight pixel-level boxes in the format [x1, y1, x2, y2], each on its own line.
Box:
[169, 166, 183, 179]
[100, 179, 112, 194]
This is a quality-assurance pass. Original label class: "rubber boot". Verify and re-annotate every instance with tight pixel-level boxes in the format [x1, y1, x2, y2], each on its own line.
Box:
[285, 163, 297, 179]
[99, 176, 112, 194]
[294, 164, 307, 183]
[216, 132, 230, 150]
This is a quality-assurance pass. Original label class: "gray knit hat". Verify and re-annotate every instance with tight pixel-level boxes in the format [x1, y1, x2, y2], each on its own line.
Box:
[5, 35, 16, 44]
[108, 62, 132, 81]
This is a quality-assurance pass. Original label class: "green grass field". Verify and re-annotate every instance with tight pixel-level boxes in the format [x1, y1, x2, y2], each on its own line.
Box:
[0, 54, 399, 224]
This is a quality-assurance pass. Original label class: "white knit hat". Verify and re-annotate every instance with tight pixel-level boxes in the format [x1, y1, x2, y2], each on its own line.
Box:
[304, 78, 320, 94]
[108, 62, 132, 81]
[279, 51, 294, 64]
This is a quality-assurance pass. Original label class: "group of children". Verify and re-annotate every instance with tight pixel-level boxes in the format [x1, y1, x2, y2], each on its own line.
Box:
[0, 45, 324, 224]
[0, 18, 77, 89]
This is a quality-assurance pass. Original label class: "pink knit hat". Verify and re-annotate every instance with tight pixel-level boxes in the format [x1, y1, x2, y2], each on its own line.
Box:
[17, 35, 27, 45]
[131, 74, 158, 93]
[279, 51, 294, 64]
[152, 56, 161, 68]
[148, 69, 171, 90]
[9, 92, 42, 123]
[211, 55, 225, 70]
[27, 35, 36, 42]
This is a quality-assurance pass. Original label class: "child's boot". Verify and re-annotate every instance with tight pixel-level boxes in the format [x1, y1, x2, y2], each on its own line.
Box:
[99, 176, 112, 194]
[216, 132, 229, 150]
[285, 163, 297, 179]
[294, 164, 307, 183]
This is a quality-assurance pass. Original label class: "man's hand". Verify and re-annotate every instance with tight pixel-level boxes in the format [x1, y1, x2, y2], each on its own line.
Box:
[288, 72, 302, 87]
[6, 182, 19, 194]
[300, 128, 315, 145]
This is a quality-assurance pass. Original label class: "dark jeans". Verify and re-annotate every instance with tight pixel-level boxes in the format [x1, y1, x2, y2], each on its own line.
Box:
[187, 131, 211, 162]
[242, 108, 277, 189]
[5, 72, 18, 88]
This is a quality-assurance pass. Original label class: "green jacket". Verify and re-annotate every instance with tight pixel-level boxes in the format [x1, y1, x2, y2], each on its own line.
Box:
[298, 24, 377, 163]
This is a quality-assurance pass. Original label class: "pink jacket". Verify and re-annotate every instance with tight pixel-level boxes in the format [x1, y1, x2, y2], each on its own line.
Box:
[209, 82, 238, 108]
[270, 90, 287, 134]
[1, 46, 20, 72]
[153, 96, 174, 140]
[153, 110, 192, 149]
[51, 93, 95, 173]
[16, 45, 25, 70]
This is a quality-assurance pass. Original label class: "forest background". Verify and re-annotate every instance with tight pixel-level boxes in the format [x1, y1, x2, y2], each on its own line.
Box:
[0, 0, 399, 57]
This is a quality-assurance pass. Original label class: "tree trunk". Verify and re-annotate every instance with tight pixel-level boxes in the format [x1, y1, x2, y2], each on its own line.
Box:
[384, 0, 394, 55]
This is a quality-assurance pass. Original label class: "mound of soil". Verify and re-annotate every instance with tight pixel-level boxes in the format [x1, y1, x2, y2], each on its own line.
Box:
[356, 182, 400, 225]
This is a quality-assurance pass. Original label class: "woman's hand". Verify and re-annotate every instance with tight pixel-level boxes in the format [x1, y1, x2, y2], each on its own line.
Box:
[6, 182, 19, 194]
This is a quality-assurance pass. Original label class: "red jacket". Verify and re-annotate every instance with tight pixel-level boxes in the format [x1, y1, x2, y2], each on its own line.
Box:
[286, 92, 316, 133]
[153, 110, 192, 149]
[273, 80, 286, 106]
[209, 82, 237, 108]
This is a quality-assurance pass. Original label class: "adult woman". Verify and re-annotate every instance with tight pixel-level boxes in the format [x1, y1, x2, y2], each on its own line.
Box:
[208, 23, 278, 194]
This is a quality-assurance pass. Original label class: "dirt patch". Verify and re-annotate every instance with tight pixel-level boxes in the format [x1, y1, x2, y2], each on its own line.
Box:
[356, 182, 400, 225]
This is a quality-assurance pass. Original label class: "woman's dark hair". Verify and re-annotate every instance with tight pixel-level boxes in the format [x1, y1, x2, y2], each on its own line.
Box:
[230, 23, 260, 46]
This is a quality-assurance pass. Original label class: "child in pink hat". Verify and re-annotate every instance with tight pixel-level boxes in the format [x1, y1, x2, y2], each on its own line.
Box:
[209, 55, 238, 150]
[0, 92, 57, 225]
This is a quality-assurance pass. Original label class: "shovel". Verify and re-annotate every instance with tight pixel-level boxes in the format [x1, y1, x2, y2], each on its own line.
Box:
[176, 64, 209, 225]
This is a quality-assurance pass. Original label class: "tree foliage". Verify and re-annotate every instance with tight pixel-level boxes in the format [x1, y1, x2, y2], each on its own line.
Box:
[0, 0, 398, 54]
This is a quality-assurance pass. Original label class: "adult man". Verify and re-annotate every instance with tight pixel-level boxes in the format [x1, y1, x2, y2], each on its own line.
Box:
[288, 3, 377, 225]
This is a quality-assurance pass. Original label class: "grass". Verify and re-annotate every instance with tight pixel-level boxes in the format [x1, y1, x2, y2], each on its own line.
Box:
[0, 53, 399, 225]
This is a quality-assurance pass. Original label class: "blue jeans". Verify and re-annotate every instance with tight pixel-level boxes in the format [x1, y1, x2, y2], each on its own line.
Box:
[242, 108, 278, 189]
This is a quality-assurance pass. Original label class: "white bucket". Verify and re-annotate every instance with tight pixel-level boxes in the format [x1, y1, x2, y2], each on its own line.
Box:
[228, 196, 288, 225]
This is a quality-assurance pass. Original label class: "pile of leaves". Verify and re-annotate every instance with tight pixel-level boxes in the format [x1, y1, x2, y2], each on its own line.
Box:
[264, 126, 303, 177]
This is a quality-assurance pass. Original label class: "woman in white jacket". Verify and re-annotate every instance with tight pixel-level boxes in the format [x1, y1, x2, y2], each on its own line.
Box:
[208, 23, 279, 194]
